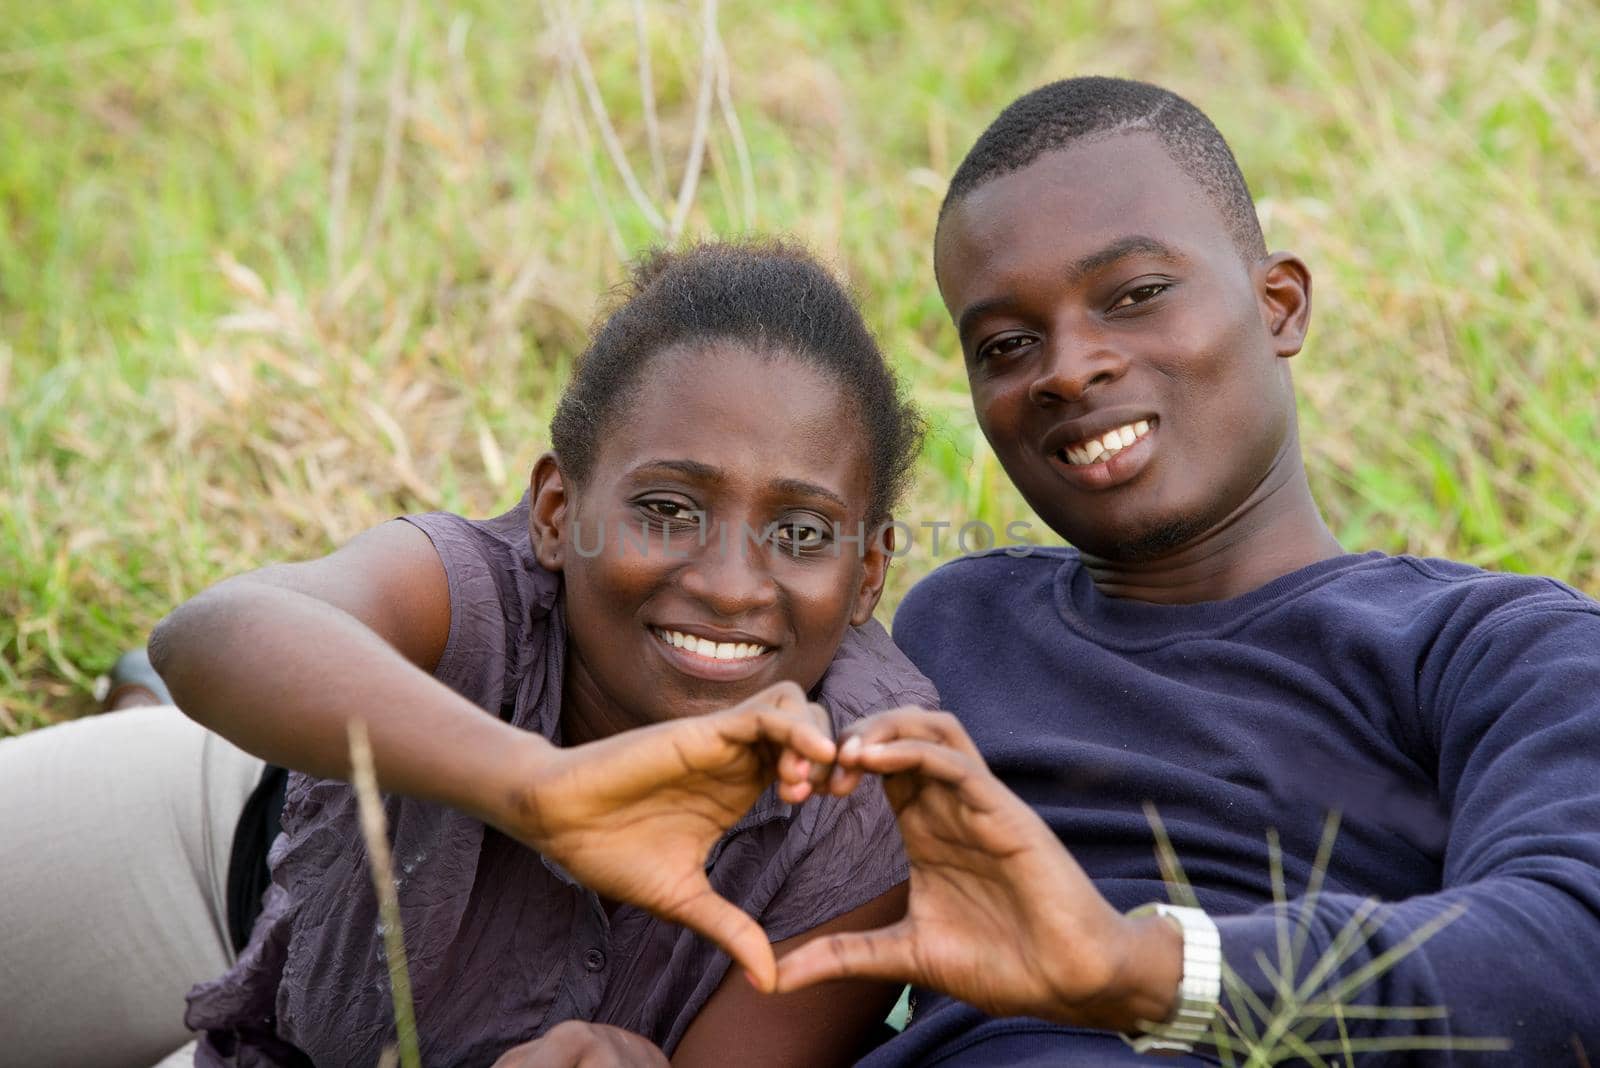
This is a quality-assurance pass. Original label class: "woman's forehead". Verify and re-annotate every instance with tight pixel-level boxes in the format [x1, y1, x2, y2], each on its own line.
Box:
[590, 346, 871, 504]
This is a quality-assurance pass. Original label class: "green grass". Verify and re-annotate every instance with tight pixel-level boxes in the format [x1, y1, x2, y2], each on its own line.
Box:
[2, 0, 1597, 729]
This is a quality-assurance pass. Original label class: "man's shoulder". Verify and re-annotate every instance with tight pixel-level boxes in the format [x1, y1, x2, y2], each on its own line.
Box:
[900, 545, 1076, 605]
[1362, 554, 1596, 619]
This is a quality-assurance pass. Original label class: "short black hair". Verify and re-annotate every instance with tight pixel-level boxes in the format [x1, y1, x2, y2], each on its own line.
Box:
[550, 240, 923, 522]
[941, 77, 1267, 259]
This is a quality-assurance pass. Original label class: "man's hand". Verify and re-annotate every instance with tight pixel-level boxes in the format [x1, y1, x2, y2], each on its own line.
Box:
[496, 681, 837, 993]
[772, 709, 1183, 1034]
[491, 1022, 668, 1068]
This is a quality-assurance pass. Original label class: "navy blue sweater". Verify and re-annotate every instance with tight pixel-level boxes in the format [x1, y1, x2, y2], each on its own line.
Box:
[869, 548, 1600, 1066]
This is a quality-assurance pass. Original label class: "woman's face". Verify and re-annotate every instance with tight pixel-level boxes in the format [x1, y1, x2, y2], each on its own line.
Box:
[531, 343, 888, 729]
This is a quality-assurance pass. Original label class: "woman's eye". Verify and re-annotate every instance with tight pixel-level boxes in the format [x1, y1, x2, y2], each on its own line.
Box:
[1110, 283, 1169, 310]
[976, 334, 1035, 363]
[639, 499, 698, 524]
[775, 519, 831, 550]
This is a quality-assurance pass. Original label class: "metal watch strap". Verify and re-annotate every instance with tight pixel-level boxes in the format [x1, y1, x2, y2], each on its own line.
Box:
[1121, 902, 1222, 1055]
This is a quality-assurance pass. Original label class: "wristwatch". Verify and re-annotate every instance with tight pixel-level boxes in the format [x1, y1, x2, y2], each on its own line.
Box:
[1121, 902, 1222, 1055]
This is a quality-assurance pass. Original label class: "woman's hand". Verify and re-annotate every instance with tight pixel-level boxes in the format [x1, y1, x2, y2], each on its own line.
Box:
[490, 1022, 668, 1068]
[772, 709, 1183, 1034]
[497, 680, 838, 993]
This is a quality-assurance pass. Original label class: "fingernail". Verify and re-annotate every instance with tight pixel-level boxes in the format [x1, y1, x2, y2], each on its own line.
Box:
[841, 736, 862, 758]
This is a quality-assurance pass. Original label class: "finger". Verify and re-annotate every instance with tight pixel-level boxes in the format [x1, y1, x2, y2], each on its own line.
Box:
[776, 778, 814, 804]
[743, 705, 839, 766]
[777, 747, 811, 786]
[851, 739, 1008, 813]
[772, 922, 917, 992]
[671, 878, 780, 994]
[818, 735, 866, 796]
[837, 707, 979, 761]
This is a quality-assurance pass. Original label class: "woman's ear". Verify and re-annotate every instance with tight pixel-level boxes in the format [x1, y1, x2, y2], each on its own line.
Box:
[1256, 251, 1313, 358]
[528, 452, 570, 573]
[848, 520, 896, 627]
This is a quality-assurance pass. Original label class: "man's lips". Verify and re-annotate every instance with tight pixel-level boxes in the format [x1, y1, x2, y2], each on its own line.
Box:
[649, 625, 776, 682]
[1041, 414, 1159, 490]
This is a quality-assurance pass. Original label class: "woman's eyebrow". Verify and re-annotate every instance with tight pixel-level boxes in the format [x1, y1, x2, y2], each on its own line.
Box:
[769, 477, 848, 510]
[629, 458, 721, 482]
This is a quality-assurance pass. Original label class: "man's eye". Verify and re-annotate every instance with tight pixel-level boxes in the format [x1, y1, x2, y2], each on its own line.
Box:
[976, 334, 1035, 362]
[1110, 283, 1169, 310]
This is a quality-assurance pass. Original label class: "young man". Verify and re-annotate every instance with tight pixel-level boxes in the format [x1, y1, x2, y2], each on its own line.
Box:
[777, 77, 1600, 1064]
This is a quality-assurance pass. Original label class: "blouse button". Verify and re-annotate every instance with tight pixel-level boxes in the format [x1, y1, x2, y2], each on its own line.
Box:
[582, 948, 607, 972]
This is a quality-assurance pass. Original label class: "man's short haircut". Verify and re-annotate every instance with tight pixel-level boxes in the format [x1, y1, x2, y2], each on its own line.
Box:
[941, 77, 1268, 259]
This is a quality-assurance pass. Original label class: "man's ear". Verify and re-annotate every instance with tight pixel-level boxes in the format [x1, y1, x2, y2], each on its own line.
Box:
[848, 520, 896, 627]
[528, 452, 571, 573]
[1256, 252, 1313, 358]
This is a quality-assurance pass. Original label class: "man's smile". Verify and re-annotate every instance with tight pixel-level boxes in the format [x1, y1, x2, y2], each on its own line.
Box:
[1040, 414, 1159, 490]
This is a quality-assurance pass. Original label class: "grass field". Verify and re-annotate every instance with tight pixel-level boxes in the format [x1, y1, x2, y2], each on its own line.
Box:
[2, 0, 1596, 730]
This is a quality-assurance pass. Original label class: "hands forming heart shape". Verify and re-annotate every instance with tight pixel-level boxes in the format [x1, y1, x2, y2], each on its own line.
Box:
[499, 684, 1178, 1035]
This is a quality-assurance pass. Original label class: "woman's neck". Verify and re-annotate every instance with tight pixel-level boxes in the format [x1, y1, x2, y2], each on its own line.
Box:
[559, 648, 641, 747]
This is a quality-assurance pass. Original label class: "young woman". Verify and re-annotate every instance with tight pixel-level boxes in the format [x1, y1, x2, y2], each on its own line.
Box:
[159, 240, 933, 1066]
[164, 241, 934, 1068]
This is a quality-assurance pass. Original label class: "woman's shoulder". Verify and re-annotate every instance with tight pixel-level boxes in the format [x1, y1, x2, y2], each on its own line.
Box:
[813, 617, 940, 726]
[397, 494, 562, 720]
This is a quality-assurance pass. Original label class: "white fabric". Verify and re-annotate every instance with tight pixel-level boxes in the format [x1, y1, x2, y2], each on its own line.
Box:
[0, 706, 263, 1068]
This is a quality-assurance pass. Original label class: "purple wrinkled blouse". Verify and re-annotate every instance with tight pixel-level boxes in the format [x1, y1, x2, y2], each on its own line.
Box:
[187, 499, 933, 1067]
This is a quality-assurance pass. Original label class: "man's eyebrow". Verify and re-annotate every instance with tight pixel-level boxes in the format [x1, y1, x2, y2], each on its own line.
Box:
[770, 477, 848, 511]
[1068, 235, 1185, 280]
[954, 236, 1184, 340]
[956, 296, 1023, 341]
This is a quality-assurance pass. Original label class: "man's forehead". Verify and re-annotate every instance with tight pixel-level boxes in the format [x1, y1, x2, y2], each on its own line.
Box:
[935, 132, 1220, 293]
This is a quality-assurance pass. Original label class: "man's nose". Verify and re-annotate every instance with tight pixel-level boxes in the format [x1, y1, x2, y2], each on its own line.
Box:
[1025, 327, 1128, 407]
[677, 525, 780, 616]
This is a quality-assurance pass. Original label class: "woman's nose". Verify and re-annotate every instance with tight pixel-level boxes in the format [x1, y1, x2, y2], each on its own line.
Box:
[676, 525, 780, 616]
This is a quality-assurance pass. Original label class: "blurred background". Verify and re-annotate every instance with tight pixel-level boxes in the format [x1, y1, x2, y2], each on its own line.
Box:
[2, 0, 1596, 728]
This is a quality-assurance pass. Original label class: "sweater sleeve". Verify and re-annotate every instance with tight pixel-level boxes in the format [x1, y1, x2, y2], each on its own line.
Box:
[1213, 597, 1600, 1064]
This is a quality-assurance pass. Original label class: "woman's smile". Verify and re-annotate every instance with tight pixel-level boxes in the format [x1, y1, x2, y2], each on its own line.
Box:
[649, 624, 778, 682]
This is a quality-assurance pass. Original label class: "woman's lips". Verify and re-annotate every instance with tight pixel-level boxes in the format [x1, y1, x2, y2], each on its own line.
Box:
[649, 626, 776, 682]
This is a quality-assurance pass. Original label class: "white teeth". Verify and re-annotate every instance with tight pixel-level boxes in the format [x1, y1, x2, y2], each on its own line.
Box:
[655, 629, 768, 661]
[1059, 420, 1155, 466]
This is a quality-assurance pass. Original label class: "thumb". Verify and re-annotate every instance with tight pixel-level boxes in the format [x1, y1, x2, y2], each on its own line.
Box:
[773, 921, 917, 993]
[671, 879, 779, 994]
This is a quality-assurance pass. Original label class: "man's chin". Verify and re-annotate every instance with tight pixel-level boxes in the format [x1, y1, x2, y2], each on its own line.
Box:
[1063, 514, 1210, 565]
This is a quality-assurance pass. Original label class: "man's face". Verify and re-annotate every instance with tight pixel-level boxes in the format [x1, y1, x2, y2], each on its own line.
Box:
[935, 133, 1304, 559]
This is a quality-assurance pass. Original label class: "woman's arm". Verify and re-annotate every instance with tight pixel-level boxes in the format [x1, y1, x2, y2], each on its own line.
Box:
[671, 884, 910, 1068]
[150, 521, 843, 988]
[150, 520, 534, 826]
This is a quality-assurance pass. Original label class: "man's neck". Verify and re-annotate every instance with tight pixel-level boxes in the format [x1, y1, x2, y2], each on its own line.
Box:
[1078, 450, 1343, 605]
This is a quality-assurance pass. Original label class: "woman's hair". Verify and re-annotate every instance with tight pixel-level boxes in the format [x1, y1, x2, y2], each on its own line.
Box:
[550, 239, 923, 521]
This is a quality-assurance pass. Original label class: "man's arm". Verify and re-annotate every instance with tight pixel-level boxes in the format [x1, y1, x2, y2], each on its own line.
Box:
[780, 598, 1600, 1062]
